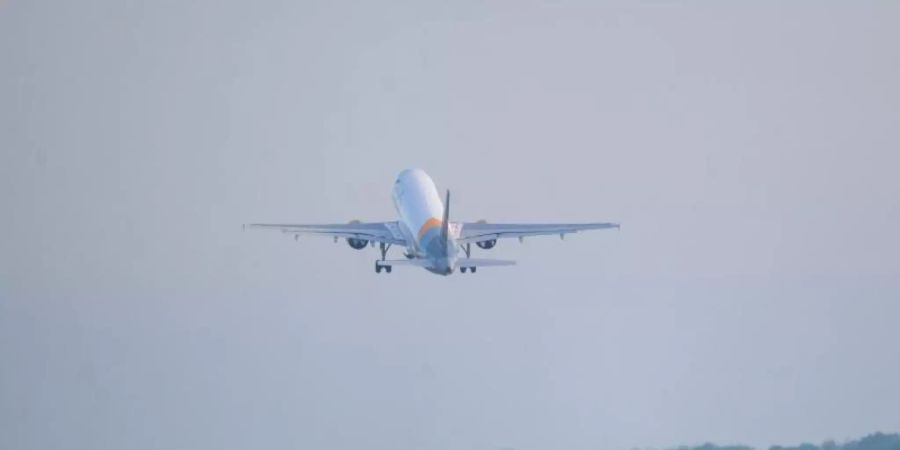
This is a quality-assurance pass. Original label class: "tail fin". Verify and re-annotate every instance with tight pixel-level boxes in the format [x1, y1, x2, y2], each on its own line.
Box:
[440, 189, 451, 251]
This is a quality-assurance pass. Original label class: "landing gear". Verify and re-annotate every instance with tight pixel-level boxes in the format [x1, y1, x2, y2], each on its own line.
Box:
[460, 244, 474, 275]
[375, 242, 393, 274]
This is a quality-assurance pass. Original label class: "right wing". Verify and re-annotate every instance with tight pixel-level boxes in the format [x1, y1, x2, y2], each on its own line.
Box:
[456, 222, 619, 244]
[245, 221, 407, 245]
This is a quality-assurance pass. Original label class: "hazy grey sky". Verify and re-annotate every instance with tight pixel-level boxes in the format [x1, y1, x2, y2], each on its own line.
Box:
[2, 1, 899, 450]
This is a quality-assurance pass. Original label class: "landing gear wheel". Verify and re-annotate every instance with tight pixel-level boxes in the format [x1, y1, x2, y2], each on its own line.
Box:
[470, 266, 477, 274]
[460, 267, 468, 273]
[375, 263, 382, 274]
[385, 266, 392, 274]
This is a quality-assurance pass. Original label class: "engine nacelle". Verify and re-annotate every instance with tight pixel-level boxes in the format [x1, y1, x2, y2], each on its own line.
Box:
[347, 238, 369, 250]
[345, 220, 368, 250]
[476, 239, 497, 250]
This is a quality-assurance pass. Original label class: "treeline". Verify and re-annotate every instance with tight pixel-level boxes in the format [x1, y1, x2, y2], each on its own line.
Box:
[673, 432, 900, 450]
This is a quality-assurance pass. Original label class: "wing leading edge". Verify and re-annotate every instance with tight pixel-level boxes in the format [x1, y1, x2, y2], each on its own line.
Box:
[456, 222, 619, 244]
[245, 222, 406, 245]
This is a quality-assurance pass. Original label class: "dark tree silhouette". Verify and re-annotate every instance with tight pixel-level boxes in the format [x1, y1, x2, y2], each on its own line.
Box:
[671, 433, 900, 450]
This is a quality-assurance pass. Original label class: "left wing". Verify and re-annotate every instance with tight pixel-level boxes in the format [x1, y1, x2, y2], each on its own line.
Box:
[245, 221, 407, 245]
[456, 222, 619, 244]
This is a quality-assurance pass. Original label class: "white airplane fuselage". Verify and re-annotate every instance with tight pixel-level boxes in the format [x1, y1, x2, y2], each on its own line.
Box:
[391, 169, 458, 275]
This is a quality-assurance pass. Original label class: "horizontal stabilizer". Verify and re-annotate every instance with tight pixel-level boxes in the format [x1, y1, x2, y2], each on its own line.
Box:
[376, 259, 431, 268]
[456, 258, 516, 268]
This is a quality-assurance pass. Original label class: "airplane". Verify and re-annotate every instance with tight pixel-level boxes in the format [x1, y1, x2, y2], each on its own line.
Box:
[246, 168, 619, 276]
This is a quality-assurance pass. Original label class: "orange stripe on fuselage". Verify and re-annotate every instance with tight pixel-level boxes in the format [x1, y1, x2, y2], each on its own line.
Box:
[417, 217, 443, 241]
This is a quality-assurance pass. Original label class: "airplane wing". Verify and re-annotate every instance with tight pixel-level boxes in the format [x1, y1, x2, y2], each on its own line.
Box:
[456, 222, 619, 244]
[245, 221, 407, 245]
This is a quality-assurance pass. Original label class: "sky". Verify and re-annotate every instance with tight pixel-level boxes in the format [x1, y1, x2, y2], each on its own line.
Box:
[1, 1, 899, 450]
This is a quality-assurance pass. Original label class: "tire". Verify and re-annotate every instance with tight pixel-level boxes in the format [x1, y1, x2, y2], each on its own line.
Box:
[385, 266, 392, 274]
[471, 266, 477, 274]
[460, 267, 467, 273]
[375, 263, 382, 273]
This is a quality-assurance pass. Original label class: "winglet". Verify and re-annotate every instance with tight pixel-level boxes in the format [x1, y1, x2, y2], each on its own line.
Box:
[440, 189, 451, 251]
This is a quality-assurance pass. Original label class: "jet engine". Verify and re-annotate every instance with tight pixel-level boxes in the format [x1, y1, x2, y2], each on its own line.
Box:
[345, 220, 367, 249]
[476, 239, 497, 250]
[347, 237, 369, 250]
[473, 220, 496, 249]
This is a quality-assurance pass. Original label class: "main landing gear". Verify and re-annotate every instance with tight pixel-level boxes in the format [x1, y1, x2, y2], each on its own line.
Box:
[460, 243, 476, 274]
[375, 262, 392, 274]
[375, 242, 392, 274]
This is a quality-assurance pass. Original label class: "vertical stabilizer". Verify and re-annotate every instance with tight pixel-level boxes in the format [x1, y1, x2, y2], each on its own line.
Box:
[440, 190, 451, 251]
